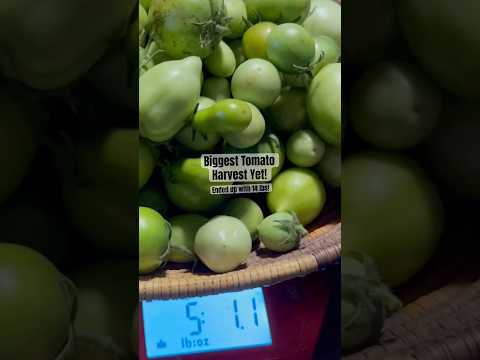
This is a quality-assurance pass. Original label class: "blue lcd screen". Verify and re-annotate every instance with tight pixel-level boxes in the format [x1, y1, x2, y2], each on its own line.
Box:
[142, 288, 272, 358]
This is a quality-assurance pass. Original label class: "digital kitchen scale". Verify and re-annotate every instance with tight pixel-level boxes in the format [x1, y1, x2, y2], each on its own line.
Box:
[139, 270, 331, 360]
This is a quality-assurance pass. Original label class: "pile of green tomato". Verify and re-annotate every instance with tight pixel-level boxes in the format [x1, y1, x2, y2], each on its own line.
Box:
[0, 1, 139, 359]
[342, 0, 480, 353]
[139, 0, 341, 274]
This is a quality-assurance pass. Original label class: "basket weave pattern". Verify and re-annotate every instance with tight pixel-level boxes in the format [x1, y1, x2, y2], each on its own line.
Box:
[139, 220, 340, 300]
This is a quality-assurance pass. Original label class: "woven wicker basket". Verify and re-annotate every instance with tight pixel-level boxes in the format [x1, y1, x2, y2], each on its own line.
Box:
[139, 207, 341, 300]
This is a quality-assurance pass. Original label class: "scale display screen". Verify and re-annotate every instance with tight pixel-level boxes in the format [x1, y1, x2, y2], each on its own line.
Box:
[142, 288, 272, 358]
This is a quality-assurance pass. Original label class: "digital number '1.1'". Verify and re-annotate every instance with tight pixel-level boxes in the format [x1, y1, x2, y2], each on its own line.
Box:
[233, 297, 260, 330]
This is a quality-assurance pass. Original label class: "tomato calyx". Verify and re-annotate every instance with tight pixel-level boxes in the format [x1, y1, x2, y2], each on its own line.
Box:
[189, 0, 232, 49]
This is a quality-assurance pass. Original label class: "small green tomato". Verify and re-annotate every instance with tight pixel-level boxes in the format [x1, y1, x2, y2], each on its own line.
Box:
[257, 212, 308, 252]
[286, 129, 326, 167]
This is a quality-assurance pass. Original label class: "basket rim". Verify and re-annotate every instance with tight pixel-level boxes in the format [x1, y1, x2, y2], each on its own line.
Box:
[139, 222, 341, 300]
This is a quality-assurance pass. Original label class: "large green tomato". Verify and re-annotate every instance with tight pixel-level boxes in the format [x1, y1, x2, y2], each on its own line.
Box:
[139, 207, 171, 274]
[195, 216, 252, 273]
[266, 23, 316, 74]
[424, 103, 480, 200]
[0, 88, 41, 205]
[342, 152, 444, 287]
[162, 158, 230, 212]
[140, 57, 202, 143]
[302, 0, 341, 46]
[350, 62, 442, 149]
[397, 0, 480, 100]
[245, 0, 311, 24]
[307, 63, 341, 147]
[231, 59, 282, 109]
[0, 244, 75, 360]
[149, 0, 229, 59]
[267, 168, 326, 225]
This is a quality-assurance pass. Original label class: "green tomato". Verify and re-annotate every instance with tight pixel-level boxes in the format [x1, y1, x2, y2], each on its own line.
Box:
[342, 152, 444, 286]
[168, 214, 209, 263]
[205, 41, 237, 78]
[224, 103, 266, 149]
[162, 158, 231, 212]
[307, 63, 341, 147]
[140, 56, 202, 143]
[424, 103, 480, 200]
[242, 22, 277, 59]
[286, 129, 325, 167]
[192, 99, 252, 134]
[149, 0, 229, 59]
[0, 244, 75, 360]
[302, 0, 341, 46]
[315, 145, 340, 188]
[228, 39, 247, 66]
[397, 0, 480, 100]
[139, 207, 171, 274]
[269, 87, 308, 133]
[175, 97, 221, 151]
[257, 212, 307, 252]
[350, 62, 442, 150]
[202, 77, 231, 101]
[245, 0, 311, 24]
[139, 140, 156, 189]
[195, 216, 252, 273]
[224, 0, 248, 39]
[266, 23, 316, 74]
[223, 198, 264, 235]
[0, 88, 40, 205]
[231, 59, 282, 109]
[268, 168, 326, 225]
[312, 36, 340, 75]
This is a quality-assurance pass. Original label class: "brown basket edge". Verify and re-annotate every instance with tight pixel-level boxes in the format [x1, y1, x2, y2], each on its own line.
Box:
[139, 222, 341, 300]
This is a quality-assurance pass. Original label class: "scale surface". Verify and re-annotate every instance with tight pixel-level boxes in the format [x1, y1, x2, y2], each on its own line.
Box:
[139, 271, 331, 360]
